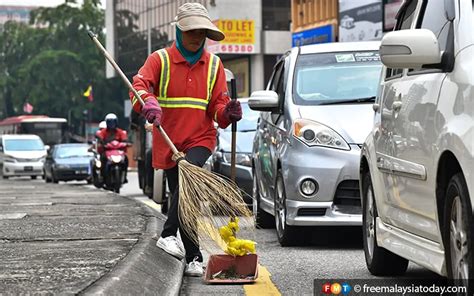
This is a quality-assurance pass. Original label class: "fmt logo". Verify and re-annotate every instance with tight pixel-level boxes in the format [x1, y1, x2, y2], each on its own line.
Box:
[322, 282, 352, 295]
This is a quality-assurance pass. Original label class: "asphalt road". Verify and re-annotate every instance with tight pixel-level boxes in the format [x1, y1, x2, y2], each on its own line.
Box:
[118, 172, 440, 296]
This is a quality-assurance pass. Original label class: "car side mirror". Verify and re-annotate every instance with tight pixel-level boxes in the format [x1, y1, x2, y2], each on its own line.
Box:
[0, 146, 3, 152]
[249, 90, 279, 112]
[44, 145, 50, 151]
[380, 29, 442, 69]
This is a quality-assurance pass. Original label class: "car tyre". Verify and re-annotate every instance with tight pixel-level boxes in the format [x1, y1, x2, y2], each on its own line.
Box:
[443, 172, 473, 294]
[51, 172, 59, 184]
[252, 169, 274, 229]
[275, 169, 299, 246]
[44, 170, 51, 183]
[362, 172, 408, 275]
[31, 176, 37, 180]
[2, 175, 8, 179]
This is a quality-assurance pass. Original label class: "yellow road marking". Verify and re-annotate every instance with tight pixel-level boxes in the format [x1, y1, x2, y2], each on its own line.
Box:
[139, 198, 281, 295]
[141, 199, 161, 211]
[244, 265, 281, 296]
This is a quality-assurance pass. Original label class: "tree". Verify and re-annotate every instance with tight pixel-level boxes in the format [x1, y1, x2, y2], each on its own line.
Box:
[0, 0, 124, 129]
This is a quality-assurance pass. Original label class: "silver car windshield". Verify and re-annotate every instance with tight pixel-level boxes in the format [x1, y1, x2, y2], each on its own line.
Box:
[293, 51, 382, 105]
[223, 103, 259, 132]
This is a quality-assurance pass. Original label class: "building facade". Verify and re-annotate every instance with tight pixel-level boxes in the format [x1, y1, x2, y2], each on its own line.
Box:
[105, 0, 292, 95]
[290, 0, 403, 46]
[0, 5, 37, 27]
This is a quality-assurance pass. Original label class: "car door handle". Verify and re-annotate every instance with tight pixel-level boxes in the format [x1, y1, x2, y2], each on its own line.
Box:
[392, 101, 402, 111]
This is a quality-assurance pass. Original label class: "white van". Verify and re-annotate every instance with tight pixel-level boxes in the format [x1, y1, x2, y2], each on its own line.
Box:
[0, 134, 48, 179]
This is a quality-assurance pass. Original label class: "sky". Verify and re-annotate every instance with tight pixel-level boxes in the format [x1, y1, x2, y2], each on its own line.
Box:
[0, 0, 105, 8]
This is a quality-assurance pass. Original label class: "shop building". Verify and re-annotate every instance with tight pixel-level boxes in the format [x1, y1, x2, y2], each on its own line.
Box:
[290, 0, 403, 46]
[105, 0, 292, 95]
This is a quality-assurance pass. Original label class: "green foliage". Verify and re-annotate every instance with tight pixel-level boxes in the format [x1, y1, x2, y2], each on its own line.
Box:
[0, 0, 125, 131]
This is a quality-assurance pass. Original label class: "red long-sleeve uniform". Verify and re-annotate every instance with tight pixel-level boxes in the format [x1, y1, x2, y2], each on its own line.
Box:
[96, 128, 128, 154]
[130, 43, 231, 169]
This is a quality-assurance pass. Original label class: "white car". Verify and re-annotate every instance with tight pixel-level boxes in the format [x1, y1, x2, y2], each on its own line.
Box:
[0, 134, 48, 179]
[360, 0, 474, 291]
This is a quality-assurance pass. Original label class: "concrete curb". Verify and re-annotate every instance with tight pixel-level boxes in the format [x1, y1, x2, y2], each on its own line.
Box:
[83, 198, 185, 295]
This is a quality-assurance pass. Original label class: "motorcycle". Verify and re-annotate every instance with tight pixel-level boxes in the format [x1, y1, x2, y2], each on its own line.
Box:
[102, 140, 128, 193]
[89, 141, 104, 189]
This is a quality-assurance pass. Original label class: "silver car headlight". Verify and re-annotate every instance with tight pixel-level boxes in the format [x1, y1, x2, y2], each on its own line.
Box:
[293, 119, 350, 150]
[222, 152, 252, 167]
[3, 155, 16, 163]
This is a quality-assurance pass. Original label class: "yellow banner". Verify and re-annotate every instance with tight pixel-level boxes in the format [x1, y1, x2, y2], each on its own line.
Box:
[216, 20, 255, 45]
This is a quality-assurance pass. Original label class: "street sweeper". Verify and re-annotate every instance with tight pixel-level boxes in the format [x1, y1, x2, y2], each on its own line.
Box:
[129, 2, 242, 277]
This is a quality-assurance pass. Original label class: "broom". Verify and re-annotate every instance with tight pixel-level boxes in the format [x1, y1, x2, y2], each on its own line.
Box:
[87, 31, 253, 249]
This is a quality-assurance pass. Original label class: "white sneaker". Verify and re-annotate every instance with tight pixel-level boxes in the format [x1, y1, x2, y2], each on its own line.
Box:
[184, 257, 204, 277]
[156, 236, 185, 260]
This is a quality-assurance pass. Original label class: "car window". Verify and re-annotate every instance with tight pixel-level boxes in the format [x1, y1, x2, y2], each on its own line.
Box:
[293, 51, 382, 105]
[386, 0, 418, 79]
[269, 62, 283, 92]
[55, 145, 91, 158]
[223, 103, 259, 132]
[4, 139, 44, 151]
[412, 0, 451, 71]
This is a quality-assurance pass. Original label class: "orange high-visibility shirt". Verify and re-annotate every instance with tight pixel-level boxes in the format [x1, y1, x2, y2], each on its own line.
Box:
[130, 43, 231, 169]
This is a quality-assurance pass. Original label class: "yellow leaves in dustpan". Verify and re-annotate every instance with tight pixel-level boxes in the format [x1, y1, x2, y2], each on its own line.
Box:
[219, 217, 256, 256]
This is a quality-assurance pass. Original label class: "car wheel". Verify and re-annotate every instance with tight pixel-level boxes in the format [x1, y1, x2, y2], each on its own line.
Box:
[51, 172, 58, 184]
[252, 169, 274, 229]
[2, 175, 8, 179]
[44, 170, 51, 183]
[275, 169, 298, 246]
[161, 176, 170, 215]
[362, 172, 408, 275]
[31, 176, 37, 180]
[444, 172, 473, 294]
[162, 195, 170, 215]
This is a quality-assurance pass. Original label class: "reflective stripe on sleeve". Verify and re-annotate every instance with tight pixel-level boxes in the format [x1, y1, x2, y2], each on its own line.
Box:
[156, 49, 170, 99]
[207, 54, 220, 101]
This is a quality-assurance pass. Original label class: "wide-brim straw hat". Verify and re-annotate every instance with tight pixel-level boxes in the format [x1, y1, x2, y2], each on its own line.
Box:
[175, 3, 225, 41]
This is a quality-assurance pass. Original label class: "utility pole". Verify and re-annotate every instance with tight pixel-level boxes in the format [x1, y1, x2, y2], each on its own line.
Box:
[147, 0, 151, 55]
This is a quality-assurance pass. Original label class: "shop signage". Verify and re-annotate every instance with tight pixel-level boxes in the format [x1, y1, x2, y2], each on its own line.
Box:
[207, 19, 256, 54]
[291, 24, 334, 47]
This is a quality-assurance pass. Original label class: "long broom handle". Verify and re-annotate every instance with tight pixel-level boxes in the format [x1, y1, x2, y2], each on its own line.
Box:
[87, 31, 179, 156]
[230, 78, 237, 183]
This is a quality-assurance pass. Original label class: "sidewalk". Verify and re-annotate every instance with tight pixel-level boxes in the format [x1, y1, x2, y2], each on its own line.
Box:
[0, 178, 184, 295]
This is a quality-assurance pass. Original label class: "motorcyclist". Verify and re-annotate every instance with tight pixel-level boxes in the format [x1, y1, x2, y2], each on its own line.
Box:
[96, 113, 129, 183]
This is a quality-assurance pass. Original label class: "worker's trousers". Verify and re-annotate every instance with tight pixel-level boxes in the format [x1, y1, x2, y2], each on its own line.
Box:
[161, 146, 211, 263]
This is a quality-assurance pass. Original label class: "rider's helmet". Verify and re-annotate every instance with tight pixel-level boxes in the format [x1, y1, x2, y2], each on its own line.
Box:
[98, 121, 107, 129]
[105, 113, 118, 129]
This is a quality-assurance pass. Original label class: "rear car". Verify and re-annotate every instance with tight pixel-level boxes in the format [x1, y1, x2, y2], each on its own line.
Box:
[211, 99, 259, 201]
[43, 143, 93, 183]
[249, 41, 382, 246]
[0, 134, 47, 179]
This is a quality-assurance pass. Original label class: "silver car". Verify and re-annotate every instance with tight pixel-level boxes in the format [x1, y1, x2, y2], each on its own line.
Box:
[249, 41, 382, 246]
[360, 0, 474, 290]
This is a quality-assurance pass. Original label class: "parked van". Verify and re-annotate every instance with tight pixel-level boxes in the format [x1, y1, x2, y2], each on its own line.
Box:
[0, 134, 48, 179]
[249, 41, 382, 246]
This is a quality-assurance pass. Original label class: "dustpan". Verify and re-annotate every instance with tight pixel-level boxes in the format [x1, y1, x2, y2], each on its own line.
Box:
[203, 71, 259, 284]
[204, 254, 258, 284]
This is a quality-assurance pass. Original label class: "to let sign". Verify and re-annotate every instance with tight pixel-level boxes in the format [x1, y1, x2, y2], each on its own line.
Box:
[207, 19, 256, 54]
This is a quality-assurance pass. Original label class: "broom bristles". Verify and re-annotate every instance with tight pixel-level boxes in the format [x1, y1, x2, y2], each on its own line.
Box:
[176, 158, 254, 251]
